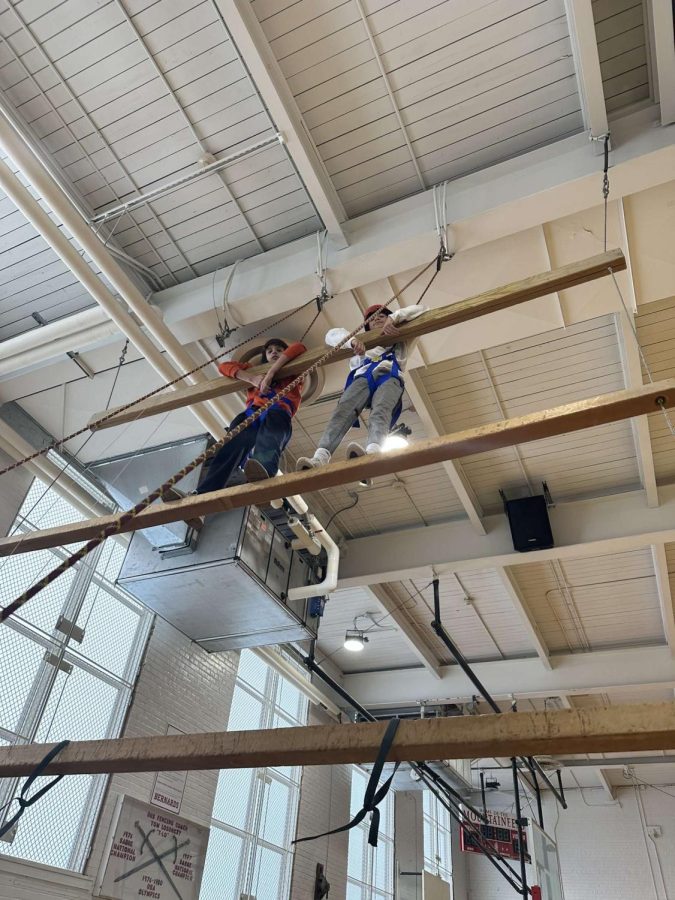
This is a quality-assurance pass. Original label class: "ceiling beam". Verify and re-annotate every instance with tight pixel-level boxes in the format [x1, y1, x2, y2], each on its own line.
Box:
[338, 483, 675, 589]
[648, 0, 675, 126]
[343, 645, 675, 709]
[91, 250, 626, 429]
[615, 311, 659, 507]
[3, 701, 675, 776]
[3, 379, 674, 557]
[365, 584, 443, 679]
[563, 0, 609, 141]
[651, 542, 675, 655]
[213, 0, 348, 246]
[494, 568, 551, 670]
[148, 106, 674, 346]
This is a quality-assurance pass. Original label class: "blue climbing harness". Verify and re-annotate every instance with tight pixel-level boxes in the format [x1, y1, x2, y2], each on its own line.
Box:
[344, 349, 403, 430]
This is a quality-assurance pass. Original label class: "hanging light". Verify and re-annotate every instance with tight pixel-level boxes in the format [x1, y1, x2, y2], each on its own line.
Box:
[343, 629, 368, 652]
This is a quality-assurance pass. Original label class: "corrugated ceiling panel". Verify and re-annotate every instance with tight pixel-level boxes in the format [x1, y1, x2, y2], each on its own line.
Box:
[314, 585, 423, 674]
[255, 0, 583, 218]
[0, 0, 321, 301]
[636, 297, 675, 483]
[593, 0, 650, 113]
[419, 316, 639, 512]
[511, 549, 664, 653]
[390, 568, 537, 665]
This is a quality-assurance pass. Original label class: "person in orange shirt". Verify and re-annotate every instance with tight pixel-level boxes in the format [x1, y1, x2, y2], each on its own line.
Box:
[197, 338, 306, 492]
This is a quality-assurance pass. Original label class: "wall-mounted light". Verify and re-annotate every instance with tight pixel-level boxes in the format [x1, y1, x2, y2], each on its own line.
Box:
[343, 629, 368, 652]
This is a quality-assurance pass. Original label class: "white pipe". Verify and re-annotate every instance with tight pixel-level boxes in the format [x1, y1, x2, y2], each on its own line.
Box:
[287, 515, 321, 555]
[287, 513, 339, 601]
[0, 321, 120, 379]
[0, 116, 226, 438]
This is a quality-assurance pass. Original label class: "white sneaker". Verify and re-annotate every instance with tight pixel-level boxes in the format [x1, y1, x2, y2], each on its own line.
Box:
[296, 449, 330, 471]
[366, 443, 381, 454]
[347, 442, 374, 487]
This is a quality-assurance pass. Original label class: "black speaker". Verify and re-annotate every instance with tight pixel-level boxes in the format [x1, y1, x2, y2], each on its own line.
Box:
[502, 493, 554, 552]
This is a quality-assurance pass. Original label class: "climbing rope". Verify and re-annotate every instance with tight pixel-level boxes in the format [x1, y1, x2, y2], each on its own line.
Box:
[0, 257, 442, 623]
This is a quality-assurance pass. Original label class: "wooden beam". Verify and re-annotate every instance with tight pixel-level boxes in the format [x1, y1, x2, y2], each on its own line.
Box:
[90, 250, 626, 430]
[2, 701, 675, 777]
[2, 377, 673, 557]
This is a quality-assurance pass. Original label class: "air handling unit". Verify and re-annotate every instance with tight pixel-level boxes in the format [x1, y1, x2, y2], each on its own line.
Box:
[89, 438, 325, 652]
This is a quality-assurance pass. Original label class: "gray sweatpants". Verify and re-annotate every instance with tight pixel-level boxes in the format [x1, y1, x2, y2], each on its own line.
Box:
[318, 376, 404, 453]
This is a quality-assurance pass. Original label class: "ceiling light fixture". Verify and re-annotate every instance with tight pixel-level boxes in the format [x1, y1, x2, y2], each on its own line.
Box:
[343, 629, 368, 652]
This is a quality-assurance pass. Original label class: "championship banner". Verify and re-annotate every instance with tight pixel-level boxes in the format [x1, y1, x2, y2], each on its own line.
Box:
[95, 795, 209, 900]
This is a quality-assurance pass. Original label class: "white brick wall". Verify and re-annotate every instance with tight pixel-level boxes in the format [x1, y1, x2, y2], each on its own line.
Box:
[290, 707, 352, 900]
[463, 784, 675, 900]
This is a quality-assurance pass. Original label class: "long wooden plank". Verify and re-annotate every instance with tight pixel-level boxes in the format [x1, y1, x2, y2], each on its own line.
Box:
[3, 377, 673, 558]
[1, 701, 674, 777]
[90, 249, 626, 430]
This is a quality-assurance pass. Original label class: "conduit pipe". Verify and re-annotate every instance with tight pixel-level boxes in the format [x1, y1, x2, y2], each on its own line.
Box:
[0, 117, 226, 438]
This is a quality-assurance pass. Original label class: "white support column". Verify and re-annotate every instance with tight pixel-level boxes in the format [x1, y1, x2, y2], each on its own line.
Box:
[494, 568, 552, 670]
[596, 767, 616, 799]
[365, 584, 442, 679]
[615, 311, 659, 507]
[648, 0, 675, 125]
[563, 0, 608, 141]
[213, 0, 348, 246]
[651, 542, 675, 655]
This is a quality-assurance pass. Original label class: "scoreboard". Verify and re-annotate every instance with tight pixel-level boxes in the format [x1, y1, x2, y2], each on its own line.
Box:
[459, 808, 529, 862]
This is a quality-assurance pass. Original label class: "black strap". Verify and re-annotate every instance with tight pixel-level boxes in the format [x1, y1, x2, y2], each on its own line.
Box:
[293, 718, 400, 848]
[0, 740, 70, 838]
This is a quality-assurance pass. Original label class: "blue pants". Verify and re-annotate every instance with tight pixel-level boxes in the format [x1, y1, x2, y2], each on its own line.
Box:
[197, 408, 293, 494]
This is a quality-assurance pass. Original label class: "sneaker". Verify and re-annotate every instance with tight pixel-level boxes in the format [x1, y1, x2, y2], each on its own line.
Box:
[161, 485, 204, 531]
[244, 458, 270, 482]
[296, 452, 330, 471]
[347, 442, 372, 487]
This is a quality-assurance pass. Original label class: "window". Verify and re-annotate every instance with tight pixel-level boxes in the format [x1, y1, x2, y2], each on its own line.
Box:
[199, 649, 308, 900]
[0, 478, 152, 870]
[347, 766, 395, 899]
[423, 790, 452, 883]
